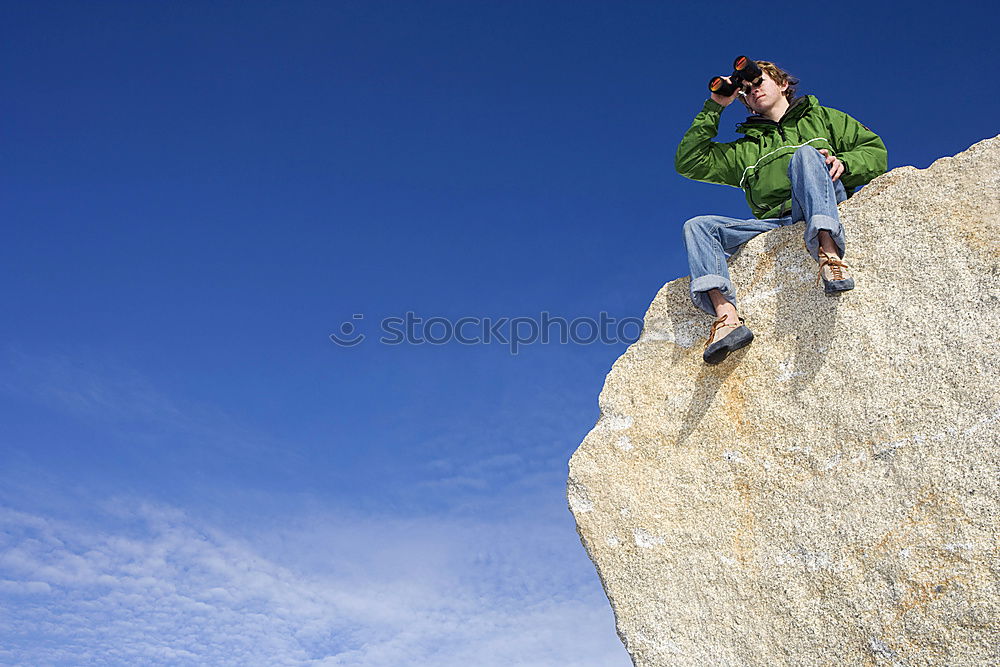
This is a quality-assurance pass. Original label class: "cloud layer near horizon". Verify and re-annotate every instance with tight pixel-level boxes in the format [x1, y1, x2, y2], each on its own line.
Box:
[0, 500, 627, 666]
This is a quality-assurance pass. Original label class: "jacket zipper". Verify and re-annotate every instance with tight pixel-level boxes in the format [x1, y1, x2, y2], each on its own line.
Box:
[746, 175, 761, 212]
[738, 97, 811, 215]
[743, 119, 792, 215]
[741, 121, 782, 215]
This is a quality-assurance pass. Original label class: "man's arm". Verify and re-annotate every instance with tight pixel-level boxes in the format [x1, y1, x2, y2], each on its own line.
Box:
[675, 90, 743, 188]
[826, 107, 888, 190]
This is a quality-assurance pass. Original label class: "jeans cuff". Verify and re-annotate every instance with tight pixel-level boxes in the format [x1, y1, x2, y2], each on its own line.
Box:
[690, 274, 735, 316]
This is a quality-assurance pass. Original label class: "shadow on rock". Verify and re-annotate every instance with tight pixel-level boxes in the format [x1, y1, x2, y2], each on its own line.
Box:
[674, 347, 745, 446]
[772, 231, 841, 392]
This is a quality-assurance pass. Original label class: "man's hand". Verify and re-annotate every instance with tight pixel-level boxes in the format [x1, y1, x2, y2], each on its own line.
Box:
[817, 149, 845, 181]
[709, 77, 742, 108]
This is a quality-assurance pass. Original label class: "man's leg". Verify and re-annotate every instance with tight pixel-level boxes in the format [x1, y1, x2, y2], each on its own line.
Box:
[788, 146, 855, 292]
[708, 288, 738, 324]
[682, 214, 782, 362]
[682, 214, 783, 315]
[817, 231, 840, 257]
[788, 146, 848, 259]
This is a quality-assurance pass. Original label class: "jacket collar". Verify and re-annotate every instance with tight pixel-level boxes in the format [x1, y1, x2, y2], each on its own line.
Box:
[736, 95, 817, 134]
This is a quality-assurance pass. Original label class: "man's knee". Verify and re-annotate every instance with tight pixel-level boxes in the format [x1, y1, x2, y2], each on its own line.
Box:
[790, 145, 823, 160]
[683, 215, 717, 240]
[788, 145, 823, 171]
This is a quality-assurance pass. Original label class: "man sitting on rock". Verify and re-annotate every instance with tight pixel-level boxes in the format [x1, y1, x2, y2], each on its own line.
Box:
[675, 60, 887, 364]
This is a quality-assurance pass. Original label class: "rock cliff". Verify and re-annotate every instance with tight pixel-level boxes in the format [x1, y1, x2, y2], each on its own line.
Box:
[568, 136, 1000, 666]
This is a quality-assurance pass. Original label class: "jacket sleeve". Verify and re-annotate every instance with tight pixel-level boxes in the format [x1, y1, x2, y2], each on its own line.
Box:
[826, 107, 887, 190]
[675, 99, 743, 188]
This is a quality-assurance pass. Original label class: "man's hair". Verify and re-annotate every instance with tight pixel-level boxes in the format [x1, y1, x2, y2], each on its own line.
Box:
[739, 60, 799, 114]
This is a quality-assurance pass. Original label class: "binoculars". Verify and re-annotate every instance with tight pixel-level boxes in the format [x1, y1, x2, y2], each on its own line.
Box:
[708, 56, 763, 97]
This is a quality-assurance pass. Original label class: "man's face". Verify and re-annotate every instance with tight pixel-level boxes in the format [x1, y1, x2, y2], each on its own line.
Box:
[744, 71, 788, 114]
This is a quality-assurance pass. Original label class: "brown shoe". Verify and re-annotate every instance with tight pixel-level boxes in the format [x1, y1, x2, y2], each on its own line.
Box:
[816, 250, 855, 293]
[703, 316, 754, 364]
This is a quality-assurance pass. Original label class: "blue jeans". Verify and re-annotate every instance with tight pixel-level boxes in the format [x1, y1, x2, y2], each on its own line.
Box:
[682, 146, 848, 315]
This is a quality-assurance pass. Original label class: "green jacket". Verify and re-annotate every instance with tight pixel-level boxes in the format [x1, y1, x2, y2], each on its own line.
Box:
[675, 95, 887, 219]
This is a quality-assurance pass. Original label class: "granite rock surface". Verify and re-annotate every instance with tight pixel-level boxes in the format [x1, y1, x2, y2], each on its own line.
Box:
[568, 135, 1000, 666]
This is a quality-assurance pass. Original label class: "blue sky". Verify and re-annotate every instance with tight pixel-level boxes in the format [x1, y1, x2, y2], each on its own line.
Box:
[2, 1, 998, 664]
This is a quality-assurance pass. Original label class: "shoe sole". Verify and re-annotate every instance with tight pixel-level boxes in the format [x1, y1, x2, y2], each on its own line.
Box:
[823, 278, 855, 294]
[703, 326, 754, 364]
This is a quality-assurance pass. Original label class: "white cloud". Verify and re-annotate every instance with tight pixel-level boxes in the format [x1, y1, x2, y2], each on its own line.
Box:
[0, 501, 628, 666]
